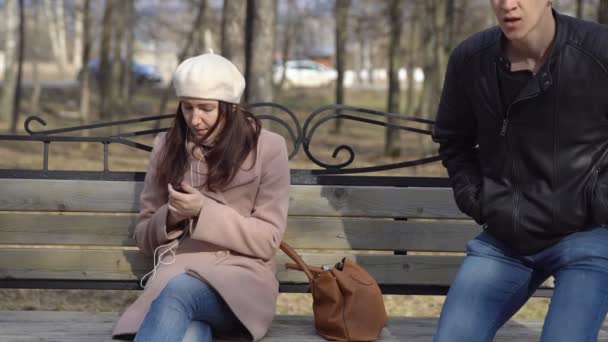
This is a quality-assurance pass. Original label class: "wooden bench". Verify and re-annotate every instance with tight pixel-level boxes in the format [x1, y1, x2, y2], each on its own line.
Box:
[2, 105, 607, 341]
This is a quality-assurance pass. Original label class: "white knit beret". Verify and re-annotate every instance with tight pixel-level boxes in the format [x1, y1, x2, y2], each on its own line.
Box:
[172, 53, 245, 104]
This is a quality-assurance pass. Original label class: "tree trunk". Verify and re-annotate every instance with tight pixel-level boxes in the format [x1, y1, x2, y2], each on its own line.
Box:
[156, 0, 207, 119]
[600, 0, 608, 24]
[404, 2, 420, 117]
[1, 0, 17, 125]
[122, 0, 135, 112]
[195, 0, 208, 53]
[445, 0, 455, 52]
[73, 0, 84, 69]
[79, 0, 91, 132]
[44, 0, 68, 74]
[111, 0, 125, 121]
[55, 0, 67, 70]
[385, 0, 404, 157]
[10, 0, 25, 133]
[221, 0, 247, 73]
[415, 0, 441, 154]
[276, 0, 295, 93]
[333, 0, 350, 134]
[246, 0, 277, 104]
[31, 0, 42, 116]
[576, 0, 584, 18]
[98, 0, 114, 120]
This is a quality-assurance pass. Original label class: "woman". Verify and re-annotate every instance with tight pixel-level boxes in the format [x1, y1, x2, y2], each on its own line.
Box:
[112, 53, 291, 342]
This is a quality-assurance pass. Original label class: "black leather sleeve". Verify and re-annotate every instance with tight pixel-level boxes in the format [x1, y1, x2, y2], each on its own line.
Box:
[432, 47, 483, 224]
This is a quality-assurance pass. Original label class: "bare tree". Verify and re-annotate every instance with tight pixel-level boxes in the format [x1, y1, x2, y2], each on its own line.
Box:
[385, 0, 403, 157]
[417, 0, 449, 120]
[246, 0, 277, 104]
[194, 0, 209, 53]
[1, 0, 17, 124]
[79, 0, 91, 130]
[73, 0, 83, 69]
[30, 0, 42, 116]
[333, 0, 350, 134]
[157, 0, 207, 118]
[10, 0, 25, 133]
[44, 0, 69, 73]
[122, 0, 135, 111]
[276, 0, 296, 92]
[98, 0, 114, 120]
[600, 0, 608, 24]
[221, 0, 247, 73]
[404, 1, 420, 117]
[110, 0, 126, 120]
[576, 0, 584, 18]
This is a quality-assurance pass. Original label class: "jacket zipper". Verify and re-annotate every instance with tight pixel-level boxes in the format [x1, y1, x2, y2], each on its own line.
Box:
[495, 60, 543, 234]
[587, 145, 608, 204]
[502, 93, 540, 235]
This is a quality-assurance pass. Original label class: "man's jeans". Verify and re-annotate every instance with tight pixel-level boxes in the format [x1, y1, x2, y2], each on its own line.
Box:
[434, 227, 608, 342]
[135, 273, 246, 342]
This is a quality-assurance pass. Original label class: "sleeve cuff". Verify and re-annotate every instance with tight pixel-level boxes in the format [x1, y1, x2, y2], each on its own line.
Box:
[152, 204, 185, 242]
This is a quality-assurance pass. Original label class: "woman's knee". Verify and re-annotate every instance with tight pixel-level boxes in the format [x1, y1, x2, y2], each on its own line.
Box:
[153, 274, 210, 311]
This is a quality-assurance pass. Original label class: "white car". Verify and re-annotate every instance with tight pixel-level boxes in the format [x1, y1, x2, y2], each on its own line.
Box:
[273, 60, 337, 88]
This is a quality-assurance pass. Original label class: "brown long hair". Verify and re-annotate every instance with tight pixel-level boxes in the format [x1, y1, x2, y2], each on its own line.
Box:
[156, 101, 261, 192]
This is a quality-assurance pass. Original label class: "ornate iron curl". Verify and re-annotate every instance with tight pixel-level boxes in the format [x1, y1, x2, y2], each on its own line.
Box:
[24, 114, 174, 151]
[249, 102, 302, 160]
[25, 114, 174, 136]
[21, 102, 301, 156]
[302, 104, 440, 174]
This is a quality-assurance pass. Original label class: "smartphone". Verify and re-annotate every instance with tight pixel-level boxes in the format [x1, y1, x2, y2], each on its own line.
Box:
[173, 184, 188, 193]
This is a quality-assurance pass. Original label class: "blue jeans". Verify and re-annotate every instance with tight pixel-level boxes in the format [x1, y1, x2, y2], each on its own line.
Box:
[434, 227, 608, 342]
[135, 273, 247, 342]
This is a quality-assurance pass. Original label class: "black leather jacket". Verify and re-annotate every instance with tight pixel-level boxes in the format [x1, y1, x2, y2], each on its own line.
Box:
[432, 12, 608, 255]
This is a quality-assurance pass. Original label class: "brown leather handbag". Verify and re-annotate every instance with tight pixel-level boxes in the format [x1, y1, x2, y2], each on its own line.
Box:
[280, 241, 388, 341]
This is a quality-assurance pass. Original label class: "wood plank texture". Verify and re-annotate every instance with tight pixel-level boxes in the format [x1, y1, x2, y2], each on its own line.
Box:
[0, 212, 480, 251]
[0, 311, 396, 342]
[385, 317, 608, 342]
[0, 179, 465, 218]
[0, 248, 463, 286]
[2, 311, 608, 342]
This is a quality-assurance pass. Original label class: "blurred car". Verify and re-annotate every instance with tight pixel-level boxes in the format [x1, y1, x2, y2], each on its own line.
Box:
[78, 58, 163, 86]
[273, 59, 337, 88]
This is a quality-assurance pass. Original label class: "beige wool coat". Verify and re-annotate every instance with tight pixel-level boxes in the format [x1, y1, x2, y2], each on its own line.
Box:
[112, 129, 290, 341]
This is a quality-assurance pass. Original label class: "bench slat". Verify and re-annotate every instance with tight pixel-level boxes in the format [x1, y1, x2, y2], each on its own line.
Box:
[0, 213, 480, 251]
[0, 311, 398, 341]
[0, 248, 463, 286]
[0, 179, 464, 218]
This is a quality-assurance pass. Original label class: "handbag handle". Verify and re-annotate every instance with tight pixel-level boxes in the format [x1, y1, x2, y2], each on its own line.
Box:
[280, 241, 315, 282]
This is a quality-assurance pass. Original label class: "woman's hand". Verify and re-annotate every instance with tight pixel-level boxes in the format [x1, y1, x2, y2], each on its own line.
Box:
[167, 182, 206, 223]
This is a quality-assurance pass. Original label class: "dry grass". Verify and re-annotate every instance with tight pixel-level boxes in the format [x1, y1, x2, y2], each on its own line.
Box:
[0, 86, 550, 319]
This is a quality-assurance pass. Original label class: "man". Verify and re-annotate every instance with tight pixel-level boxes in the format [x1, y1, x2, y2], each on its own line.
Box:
[432, 1, 608, 341]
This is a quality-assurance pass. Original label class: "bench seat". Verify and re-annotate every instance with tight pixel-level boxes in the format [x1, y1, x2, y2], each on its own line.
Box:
[4, 311, 608, 341]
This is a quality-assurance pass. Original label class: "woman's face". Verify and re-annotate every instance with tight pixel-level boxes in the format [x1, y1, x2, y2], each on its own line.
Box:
[180, 98, 222, 144]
